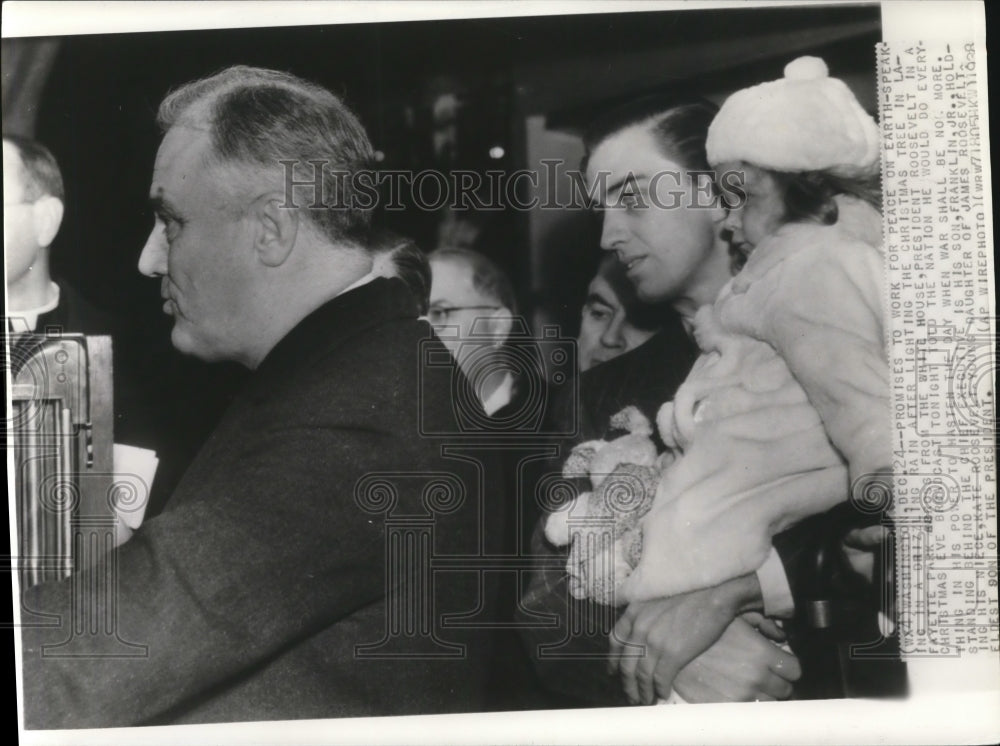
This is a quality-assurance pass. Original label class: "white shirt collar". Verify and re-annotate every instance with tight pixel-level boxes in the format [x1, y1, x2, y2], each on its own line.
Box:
[482, 370, 515, 416]
[337, 269, 379, 298]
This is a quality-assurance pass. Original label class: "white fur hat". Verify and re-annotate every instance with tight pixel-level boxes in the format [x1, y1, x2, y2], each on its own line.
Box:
[706, 56, 880, 177]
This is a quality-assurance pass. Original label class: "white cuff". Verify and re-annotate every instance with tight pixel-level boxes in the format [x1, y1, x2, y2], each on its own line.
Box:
[756, 547, 794, 618]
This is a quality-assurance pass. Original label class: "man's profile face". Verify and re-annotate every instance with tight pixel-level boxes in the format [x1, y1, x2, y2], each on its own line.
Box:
[3, 141, 43, 286]
[578, 265, 657, 372]
[586, 125, 719, 304]
[138, 125, 257, 364]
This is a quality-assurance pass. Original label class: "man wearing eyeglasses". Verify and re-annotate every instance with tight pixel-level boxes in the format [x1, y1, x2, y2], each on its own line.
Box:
[427, 247, 517, 416]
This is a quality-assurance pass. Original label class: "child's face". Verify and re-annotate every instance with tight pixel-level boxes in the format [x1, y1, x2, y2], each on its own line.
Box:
[719, 162, 786, 254]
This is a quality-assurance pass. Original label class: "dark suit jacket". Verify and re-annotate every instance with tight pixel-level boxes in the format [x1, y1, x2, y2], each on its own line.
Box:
[20, 277, 502, 727]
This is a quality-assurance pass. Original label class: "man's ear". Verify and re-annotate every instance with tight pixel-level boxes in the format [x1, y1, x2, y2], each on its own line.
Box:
[253, 194, 299, 268]
[487, 306, 514, 347]
[33, 196, 64, 248]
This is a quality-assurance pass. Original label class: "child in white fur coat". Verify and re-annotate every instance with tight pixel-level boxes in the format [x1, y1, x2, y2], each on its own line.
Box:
[619, 57, 891, 607]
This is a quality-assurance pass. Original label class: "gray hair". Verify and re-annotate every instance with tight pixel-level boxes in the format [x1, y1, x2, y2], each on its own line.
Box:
[157, 65, 374, 245]
[371, 228, 431, 315]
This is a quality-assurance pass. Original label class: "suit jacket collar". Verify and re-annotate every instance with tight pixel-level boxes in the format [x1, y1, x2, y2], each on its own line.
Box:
[246, 276, 418, 402]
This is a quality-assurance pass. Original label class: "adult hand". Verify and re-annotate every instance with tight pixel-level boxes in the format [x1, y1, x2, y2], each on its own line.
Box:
[841, 525, 888, 583]
[608, 576, 760, 705]
[672, 614, 801, 702]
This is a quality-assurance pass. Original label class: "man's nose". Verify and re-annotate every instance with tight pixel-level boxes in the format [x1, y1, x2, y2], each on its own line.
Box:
[138, 225, 168, 277]
[599, 313, 627, 349]
[599, 211, 627, 251]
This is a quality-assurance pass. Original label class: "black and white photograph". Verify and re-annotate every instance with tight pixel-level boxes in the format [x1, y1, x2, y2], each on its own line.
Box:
[4, 1, 996, 743]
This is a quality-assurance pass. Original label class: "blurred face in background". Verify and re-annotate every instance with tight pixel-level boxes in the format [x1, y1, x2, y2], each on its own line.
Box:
[427, 255, 511, 380]
[3, 140, 62, 291]
[427, 252, 519, 417]
[578, 256, 659, 371]
[429, 256, 497, 355]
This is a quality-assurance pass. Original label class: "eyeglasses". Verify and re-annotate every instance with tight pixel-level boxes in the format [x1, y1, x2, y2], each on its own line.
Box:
[427, 305, 500, 324]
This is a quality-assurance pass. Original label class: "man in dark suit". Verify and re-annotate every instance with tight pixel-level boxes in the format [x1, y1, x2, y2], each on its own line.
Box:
[19, 65, 500, 727]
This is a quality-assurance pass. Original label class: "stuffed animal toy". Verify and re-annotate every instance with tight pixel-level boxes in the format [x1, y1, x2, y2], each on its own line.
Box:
[544, 406, 675, 606]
